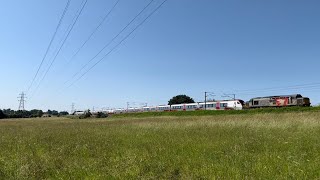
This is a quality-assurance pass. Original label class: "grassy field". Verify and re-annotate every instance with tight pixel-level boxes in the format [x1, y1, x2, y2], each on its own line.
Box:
[1, 112, 320, 179]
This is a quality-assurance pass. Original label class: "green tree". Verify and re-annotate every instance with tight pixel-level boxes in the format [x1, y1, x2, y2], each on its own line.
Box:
[96, 112, 108, 118]
[47, 110, 52, 115]
[14, 110, 31, 118]
[3, 109, 14, 117]
[79, 110, 92, 119]
[52, 110, 59, 116]
[0, 110, 7, 119]
[37, 110, 44, 117]
[59, 111, 69, 116]
[30, 109, 43, 118]
[46, 110, 59, 116]
[168, 95, 195, 105]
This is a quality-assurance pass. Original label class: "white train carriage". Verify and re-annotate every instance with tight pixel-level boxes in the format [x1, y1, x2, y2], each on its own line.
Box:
[157, 105, 171, 112]
[105, 109, 115, 114]
[127, 107, 141, 113]
[199, 100, 243, 110]
[199, 102, 217, 110]
[170, 104, 185, 111]
[223, 100, 243, 110]
[170, 103, 199, 111]
[114, 108, 125, 114]
[143, 107, 151, 112]
[185, 103, 199, 111]
[142, 106, 157, 112]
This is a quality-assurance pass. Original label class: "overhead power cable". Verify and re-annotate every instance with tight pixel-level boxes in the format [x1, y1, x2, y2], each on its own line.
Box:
[31, 0, 88, 98]
[235, 82, 320, 95]
[64, 0, 121, 66]
[62, 0, 156, 87]
[65, 0, 167, 89]
[26, 0, 71, 93]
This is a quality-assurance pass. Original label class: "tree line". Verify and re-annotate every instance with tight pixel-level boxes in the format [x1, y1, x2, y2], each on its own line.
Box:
[0, 109, 69, 119]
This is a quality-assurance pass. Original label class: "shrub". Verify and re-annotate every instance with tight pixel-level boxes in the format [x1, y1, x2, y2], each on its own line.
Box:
[79, 110, 92, 119]
[0, 110, 7, 119]
[96, 112, 108, 118]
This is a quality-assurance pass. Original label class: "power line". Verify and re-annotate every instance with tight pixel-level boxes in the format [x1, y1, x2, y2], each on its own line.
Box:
[222, 93, 236, 100]
[62, 0, 156, 87]
[31, 0, 88, 98]
[26, 0, 71, 93]
[235, 83, 320, 96]
[64, 0, 121, 67]
[235, 82, 320, 94]
[65, 0, 167, 90]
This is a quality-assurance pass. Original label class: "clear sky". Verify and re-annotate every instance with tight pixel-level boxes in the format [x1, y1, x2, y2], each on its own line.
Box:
[1, 0, 320, 111]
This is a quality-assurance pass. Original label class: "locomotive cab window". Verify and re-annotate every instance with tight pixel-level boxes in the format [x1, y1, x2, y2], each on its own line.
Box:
[253, 101, 259, 105]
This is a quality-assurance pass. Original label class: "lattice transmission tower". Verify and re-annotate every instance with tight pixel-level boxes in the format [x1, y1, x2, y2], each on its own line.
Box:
[18, 92, 27, 111]
[71, 103, 75, 114]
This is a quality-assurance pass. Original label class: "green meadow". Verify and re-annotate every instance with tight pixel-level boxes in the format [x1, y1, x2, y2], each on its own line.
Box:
[1, 112, 320, 179]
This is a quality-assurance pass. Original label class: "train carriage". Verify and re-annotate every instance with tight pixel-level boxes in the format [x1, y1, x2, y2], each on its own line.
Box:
[142, 107, 151, 112]
[198, 100, 243, 110]
[185, 103, 199, 111]
[170, 104, 185, 111]
[143, 107, 157, 112]
[156, 105, 171, 112]
[198, 102, 217, 110]
[114, 108, 125, 114]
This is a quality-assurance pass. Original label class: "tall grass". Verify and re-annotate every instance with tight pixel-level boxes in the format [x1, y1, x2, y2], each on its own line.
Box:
[0, 113, 320, 179]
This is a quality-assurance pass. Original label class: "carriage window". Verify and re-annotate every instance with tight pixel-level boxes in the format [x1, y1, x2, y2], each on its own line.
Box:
[206, 104, 216, 108]
[220, 103, 228, 108]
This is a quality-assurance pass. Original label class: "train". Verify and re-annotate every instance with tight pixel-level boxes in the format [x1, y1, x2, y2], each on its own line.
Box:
[246, 94, 311, 108]
[104, 94, 311, 114]
[107, 99, 244, 114]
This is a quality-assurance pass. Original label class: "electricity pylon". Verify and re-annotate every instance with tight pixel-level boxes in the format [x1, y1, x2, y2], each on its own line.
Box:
[18, 92, 26, 111]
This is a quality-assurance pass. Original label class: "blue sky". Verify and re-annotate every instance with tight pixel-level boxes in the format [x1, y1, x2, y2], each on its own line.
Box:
[0, 0, 320, 111]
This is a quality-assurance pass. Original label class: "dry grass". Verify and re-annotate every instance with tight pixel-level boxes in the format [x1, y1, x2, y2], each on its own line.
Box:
[0, 112, 320, 179]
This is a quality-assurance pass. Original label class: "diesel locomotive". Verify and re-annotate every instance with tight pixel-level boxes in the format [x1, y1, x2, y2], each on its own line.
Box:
[246, 94, 311, 108]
